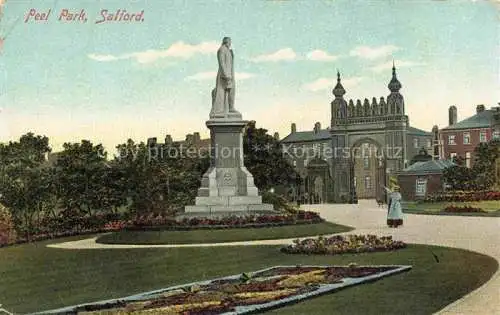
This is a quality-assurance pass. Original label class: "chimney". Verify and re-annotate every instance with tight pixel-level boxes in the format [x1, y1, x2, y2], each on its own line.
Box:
[165, 134, 173, 144]
[273, 132, 279, 141]
[193, 132, 200, 143]
[476, 104, 485, 113]
[448, 106, 457, 125]
[291, 123, 296, 133]
[185, 134, 194, 144]
[314, 122, 321, 134]
[147, 137, 157, 147]
[432, 125, 439, 160]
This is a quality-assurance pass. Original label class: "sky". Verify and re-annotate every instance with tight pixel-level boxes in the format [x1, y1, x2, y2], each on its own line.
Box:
[0, 0, 499, 153]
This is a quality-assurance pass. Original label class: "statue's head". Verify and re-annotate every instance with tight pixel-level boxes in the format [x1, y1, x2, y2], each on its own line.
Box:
[222, 37, 231, 47]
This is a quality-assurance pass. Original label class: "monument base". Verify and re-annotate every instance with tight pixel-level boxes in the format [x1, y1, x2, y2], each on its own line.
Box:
[182, 115, 275, 218]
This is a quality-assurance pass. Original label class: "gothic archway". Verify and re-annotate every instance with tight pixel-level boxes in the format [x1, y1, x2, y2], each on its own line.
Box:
[350, 138, 386, 200]
[305, 158, 330, 203]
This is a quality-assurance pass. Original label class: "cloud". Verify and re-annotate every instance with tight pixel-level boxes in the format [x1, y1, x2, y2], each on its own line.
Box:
[88, 54, 120, 62]
[349, 45, 400, 60]
[371, 60, 424, 72]
[250, 48, 297, 62]
[185, 71, 256, 81]
[306, 50, 339, 62]
[303, 77, 363, 92]
[88, 41, 219, 64]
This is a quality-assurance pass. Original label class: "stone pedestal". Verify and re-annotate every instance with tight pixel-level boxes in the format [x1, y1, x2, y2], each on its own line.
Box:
[183, 115, 274, 215]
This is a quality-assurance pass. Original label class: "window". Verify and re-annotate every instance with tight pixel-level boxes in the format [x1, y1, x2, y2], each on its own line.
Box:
[426, 139, 432, 148]
[494, 131, 500, 140]
[463, 132, 470, 144]
[415, 178, 427, 197]
[353, 177, 357, 187]
[448, 135, 456, 145]
[364, 176, 372, 190]
[292, 160, 297, 167]
[465, 152, 471, 168]
[413, 138, 419, 148]
[450, 152, 457, 161]
[480, 131, 487, 143]
[363, 157, 370, 169]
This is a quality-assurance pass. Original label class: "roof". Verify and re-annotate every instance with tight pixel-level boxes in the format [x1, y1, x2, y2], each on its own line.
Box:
[280, 129, 331, 143]
[281, 125, 431, 143]
[407, 126, 432, 136]
[442, 109, 495, 131]
[399, 159, 455, 175]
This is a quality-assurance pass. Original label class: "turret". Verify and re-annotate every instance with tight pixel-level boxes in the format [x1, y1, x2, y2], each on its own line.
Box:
[356, 99, 363, 117]
[314, 122, 321, 134]
[348, 99, 355, 117]
[363, 98, 371, 116]
[371, 97, 379, 116]
[331, 71, 348, 126]
[387, 62, 405, 115]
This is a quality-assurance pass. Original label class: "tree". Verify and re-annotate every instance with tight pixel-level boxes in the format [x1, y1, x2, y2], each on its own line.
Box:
[113, 139, 209, 213]
[54, 140, 114, 217]
[443, 139, 500, 191]
[0, 133, 53, 238]
[243, 121, 299, 191]
[471, 139, 500, 190]
[443, 164, 474, 191]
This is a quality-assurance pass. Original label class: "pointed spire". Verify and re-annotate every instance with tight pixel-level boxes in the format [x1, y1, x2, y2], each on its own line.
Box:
[388, 61, 402, 92]
[333, 70, 346, 97]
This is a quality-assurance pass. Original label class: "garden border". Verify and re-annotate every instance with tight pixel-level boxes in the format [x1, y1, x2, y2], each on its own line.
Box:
[32, 264, 412, 315]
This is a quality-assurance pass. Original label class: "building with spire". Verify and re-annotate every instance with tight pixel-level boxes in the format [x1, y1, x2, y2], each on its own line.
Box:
[281, 65, 433, 203]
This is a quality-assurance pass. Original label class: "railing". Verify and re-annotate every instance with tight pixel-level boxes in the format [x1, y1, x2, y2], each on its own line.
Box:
[335, 115, 408, 125]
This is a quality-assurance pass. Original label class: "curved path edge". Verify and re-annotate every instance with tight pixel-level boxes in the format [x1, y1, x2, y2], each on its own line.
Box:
[47, 201, 500, 315]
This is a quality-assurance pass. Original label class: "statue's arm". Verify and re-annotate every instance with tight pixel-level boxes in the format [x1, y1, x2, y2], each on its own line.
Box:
[218, 49, 230, 78]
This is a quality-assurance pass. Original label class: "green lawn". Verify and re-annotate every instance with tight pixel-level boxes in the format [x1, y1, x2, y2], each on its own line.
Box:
[403, 200, 500, 217]
[96, 222, 353, 245]
[0, 237, 497, 315]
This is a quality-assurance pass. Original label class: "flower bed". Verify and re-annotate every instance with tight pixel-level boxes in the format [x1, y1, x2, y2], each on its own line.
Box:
[425, 191, 500, 202]
[281, 235, 407, 255]
[1, 211, 325, 247]
[36, 264, 412, 314]
[127, 211, 324, 231]
[443, 205, 485, 213]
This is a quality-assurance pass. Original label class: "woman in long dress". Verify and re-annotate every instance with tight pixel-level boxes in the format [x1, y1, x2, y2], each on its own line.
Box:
[387, 186, 403, 228]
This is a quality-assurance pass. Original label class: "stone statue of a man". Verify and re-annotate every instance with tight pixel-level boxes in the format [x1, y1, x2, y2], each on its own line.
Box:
[211, 37, 239, 117]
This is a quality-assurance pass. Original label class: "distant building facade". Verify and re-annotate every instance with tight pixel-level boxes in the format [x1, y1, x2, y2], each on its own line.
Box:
[147, 132, 211, 158]
[281, 66, 433, 203]
[439, 104, 500, 168]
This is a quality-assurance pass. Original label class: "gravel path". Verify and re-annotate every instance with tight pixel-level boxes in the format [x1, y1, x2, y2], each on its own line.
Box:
[47, 200, 500, 314]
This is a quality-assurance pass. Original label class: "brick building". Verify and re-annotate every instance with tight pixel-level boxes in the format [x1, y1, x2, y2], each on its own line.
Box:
[397, 159, 455, 200]
[439, 105, 500, 167]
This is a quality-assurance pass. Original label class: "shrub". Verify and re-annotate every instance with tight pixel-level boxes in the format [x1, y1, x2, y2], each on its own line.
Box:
[443, 205, 485, 213]
[425, 191, 500, 202]
[0, 203, 17, 246]
[128, 211, 324, 230]
[262, 191, 299, 214]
